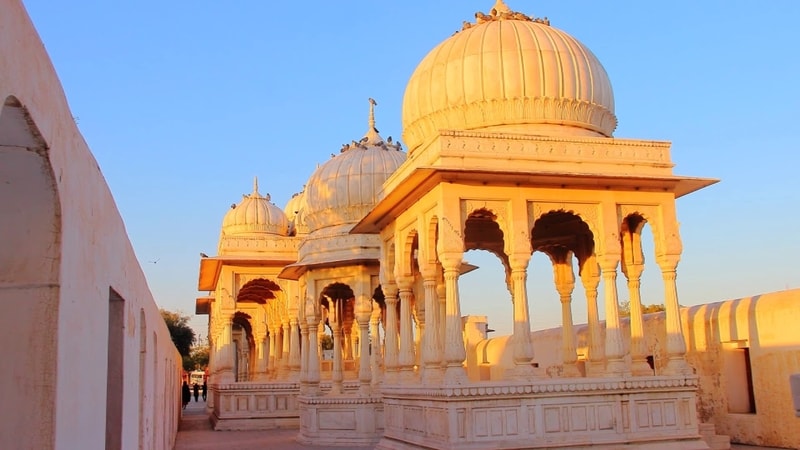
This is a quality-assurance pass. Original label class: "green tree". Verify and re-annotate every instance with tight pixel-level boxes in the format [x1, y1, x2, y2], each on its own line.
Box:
[160, 309, 196, 358]
[618, 302, 666, 317]
[320, 334, 333, 351]
[189, 342, 209, 370]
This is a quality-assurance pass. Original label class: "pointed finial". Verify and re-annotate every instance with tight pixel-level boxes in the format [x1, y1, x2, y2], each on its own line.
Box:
[363, 98, 383, 145]
[492, 0, 511, 13]
[253, 176, 259, 195]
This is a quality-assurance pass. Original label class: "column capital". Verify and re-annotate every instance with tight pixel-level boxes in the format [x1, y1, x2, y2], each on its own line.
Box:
[396, 276, 414, 291]
[509, 252, 531, 271]
[656, 254, 680, 272]
[597, 255, 620, 273]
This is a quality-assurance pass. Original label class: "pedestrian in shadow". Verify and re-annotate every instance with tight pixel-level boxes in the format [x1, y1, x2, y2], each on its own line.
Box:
[202, 381, 207, 401]
[192, 382, 199, 402]
[181, 381, 191, 409]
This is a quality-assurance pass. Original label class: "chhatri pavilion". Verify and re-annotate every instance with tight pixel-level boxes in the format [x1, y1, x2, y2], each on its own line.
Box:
[196, 1, 722, 448]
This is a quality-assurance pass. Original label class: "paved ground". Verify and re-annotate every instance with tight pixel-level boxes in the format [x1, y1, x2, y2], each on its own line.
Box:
[174, 399, 790, 450]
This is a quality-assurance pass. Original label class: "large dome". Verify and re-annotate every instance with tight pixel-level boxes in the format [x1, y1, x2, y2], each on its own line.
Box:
[303, 99, 406, 232]
[402, 1, 617, 155]
[221, 178, 289, 237]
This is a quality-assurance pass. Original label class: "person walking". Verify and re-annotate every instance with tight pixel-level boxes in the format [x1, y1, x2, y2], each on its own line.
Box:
[201, 381, 207, 401]
[181, 381, 191, 409]
[192, 382, 199, 402]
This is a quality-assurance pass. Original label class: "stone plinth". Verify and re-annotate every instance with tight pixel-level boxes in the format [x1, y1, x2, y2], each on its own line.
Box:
[297, 394, 384, 447]
[376, 376, 708, 450]
[211, 382, 301, 431]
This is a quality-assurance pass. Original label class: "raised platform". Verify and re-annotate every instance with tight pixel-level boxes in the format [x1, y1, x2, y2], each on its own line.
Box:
[376, 375, 709, 450]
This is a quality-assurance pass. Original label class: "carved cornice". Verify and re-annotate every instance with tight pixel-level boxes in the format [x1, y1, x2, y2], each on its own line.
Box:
[459, 1, 550, 32]
[380, 375, 699, 399]
[439, 130, 671, 166]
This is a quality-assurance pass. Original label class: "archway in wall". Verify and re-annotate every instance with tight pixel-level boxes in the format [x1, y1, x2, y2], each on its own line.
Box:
[320, 282, 355, 366]
[0, 96, 61, 450]
[231, 312, 255, 381]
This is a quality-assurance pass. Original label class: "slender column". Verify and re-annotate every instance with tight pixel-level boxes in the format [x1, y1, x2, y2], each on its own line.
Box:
[267, 327, 277, 377]
[305, 302, 321, 396]
[658, 255, 691, 375]
[579, 255, 604, 371]
[289, 317, 301, 379]
[299, 321, 309, 392]
[436, 280, 446, 368]
[623, 261, 651, 375]
[553, 251, 580, 377]
[599, 256, 626, 376]
[397, 278, 415, 379]
[344, 321, 354, 361]
[421, 274, 443, 382]
[383, 283, 400, 382]
[329, 299, 344, 395]
[507, 253, 536, 379]
[369, 300, 383, 388]
[254, 333, 268, 381]
[355, 292, 373, 394]
[280, 321, 291, 379]
[441, 255, 467, 383]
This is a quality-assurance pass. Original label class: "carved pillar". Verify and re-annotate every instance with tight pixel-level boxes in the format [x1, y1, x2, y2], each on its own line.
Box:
[440, 254, 467, 383]
[369, 300, 383, 388]
[599, 255, 626, 376]
[254, 330, 268, 381]
[383, 283, 399, 382]
[280, 321, 291, 379]
[658, 254, 691, 375]
[305, 298, 321, 396]
[289, 317, 301, 379]
[579, 254, 604, 372]
[397, 277, 415, 379]
[421, 271, 443, 382]
[329, 300, 344, 395]
[355, 284, 373, 394]
[267, 325, 277, 377]
[622, 257, 650, 376]
[552, 249, 580, 377]
[507, 253, 536, 379]
[436, 278, 446, 368]
[299, 320, 309, 392]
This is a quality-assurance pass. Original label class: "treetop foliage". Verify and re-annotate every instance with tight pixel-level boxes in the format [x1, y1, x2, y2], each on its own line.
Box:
[160, 309, 195, 357]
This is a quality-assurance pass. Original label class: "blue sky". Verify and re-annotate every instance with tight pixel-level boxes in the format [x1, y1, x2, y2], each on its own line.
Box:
[22, 1, 800, 338]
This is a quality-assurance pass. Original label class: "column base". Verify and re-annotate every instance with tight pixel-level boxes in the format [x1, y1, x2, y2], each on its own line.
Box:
[561, 362, 583, 378]
[604, 359, 628, 377]
[443, 365, 468, 384]
[505, 363, 540, 381]
[663, 356, 694, 376]
[631, 358, 655, 376]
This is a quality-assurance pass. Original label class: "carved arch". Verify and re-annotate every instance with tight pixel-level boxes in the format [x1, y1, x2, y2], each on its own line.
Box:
[618, 204, 664, 258]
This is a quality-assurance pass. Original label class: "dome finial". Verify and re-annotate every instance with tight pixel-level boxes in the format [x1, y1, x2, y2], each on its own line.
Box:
[492, 0, 511, 14]
[363, 98, 383, 145]
[253, 176, 259, 195]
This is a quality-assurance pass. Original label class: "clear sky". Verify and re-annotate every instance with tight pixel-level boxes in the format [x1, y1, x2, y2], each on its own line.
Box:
[21, 1, 800, 338]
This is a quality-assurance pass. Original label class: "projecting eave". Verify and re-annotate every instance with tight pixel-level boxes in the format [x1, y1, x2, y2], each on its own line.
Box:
[198, 255, 297, 291]
[278, 258, 379, 281]
[195, 296, 213, 315]
[352, 167, 719, 233]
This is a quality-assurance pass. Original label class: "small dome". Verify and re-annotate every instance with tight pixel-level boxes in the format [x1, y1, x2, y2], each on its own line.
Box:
[402, 0, 616, 155]
[221, 178, 289, 237]
[284, 188, 307, 236]
[303, 99, 406, 232]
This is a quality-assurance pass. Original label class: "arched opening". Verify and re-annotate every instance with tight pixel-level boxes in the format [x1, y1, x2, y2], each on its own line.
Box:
[0, 96, 61, 449]
[232, 312, 255, 381]
[320, 282, 355, 380]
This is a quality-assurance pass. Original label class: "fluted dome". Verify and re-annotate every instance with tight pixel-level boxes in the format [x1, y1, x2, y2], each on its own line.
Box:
[284, 189, 307, 236]
[221, 178, 289, 237]
[303, 100, 406, 232]
[402, 1, 617, 155]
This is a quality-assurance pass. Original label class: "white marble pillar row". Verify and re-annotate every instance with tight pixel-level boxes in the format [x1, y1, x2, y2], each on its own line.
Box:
[658, 255, 691, 375]
[397, 278, 415, 380]
[599, 255, 627, 376]
[507, 253, 536, 380]
[421, 275, 443, 383]
[383, 283, 399, 383]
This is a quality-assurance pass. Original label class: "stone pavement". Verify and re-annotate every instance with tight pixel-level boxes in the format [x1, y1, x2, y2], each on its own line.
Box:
[174, 400, 789, 450]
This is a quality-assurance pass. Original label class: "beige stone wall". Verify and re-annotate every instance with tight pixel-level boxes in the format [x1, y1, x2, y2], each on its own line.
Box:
[0, 1, 183, 449]
[470, 289, 800, 448]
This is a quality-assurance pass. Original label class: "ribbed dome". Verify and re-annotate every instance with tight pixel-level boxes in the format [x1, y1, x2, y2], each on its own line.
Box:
[221, 178, 289, 237]
[402, 1, 617, 155]
[284, 189, 307, 236]
[304, 99, 406, 232]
